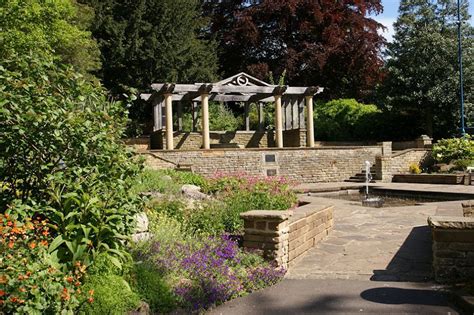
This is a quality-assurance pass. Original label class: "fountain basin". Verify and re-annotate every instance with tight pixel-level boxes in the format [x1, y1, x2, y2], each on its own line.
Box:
[362, 197, 384, 208]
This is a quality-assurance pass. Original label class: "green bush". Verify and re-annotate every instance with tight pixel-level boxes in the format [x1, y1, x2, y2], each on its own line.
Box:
[432, 136, 474, 164]
[0, 55, 143, 267]
[314, 98, 381, 141]
[80, 274, 140, 315]
[132, 263, 176, 313]
[182, 102, 242, 131]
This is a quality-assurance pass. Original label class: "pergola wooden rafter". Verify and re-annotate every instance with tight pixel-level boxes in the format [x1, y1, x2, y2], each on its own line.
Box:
[141, 73, 323, 150]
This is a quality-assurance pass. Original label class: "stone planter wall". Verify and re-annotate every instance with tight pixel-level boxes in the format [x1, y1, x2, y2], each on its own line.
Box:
[392, 174, 467, 185]
[240, 199, 334, 269]
[428, 216, 474, 283]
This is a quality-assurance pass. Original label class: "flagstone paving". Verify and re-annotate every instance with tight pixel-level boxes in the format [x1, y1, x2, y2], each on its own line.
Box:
[209, 183, 471, 314]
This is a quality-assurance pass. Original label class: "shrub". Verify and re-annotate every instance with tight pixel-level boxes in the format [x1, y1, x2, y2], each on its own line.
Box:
[80, 274, 140, 315]
[453, 159, 474, 171]
[314, 98, 381, 141]
[132, 263, 176, 313]
[0, 213, 91, 314]
[130, 169, 181, 195]
[408, 163, 422, 174]
[432, 136, 474, 164]
[0, 55, 143, 267]
[182, 102, 242, 131]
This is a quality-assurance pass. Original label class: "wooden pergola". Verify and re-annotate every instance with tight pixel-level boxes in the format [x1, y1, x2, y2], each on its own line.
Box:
[141, 73, 323, 150]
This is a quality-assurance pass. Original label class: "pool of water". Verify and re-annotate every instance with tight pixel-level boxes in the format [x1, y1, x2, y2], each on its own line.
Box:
[310, 189, 469, 208]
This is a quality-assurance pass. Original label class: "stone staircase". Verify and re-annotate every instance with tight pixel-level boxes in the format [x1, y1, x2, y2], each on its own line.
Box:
[345, 165, 376, 183]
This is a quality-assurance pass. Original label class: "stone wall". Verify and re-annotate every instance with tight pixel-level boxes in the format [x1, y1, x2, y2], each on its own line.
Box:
[240, 198, 334, 268]
[148, 129, 306, 150]
[144, 146, 382, 183]
[391, 149, 432, 174]
[428, 216, 474, 283]
[462, 202, 474, 217]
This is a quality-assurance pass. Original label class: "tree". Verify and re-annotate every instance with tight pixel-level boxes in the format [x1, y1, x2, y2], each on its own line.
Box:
[381, 0, 474, 138]
[80, 0, 218, 95]
[203, 0, 386, 99]
[0, 0, 101, 76]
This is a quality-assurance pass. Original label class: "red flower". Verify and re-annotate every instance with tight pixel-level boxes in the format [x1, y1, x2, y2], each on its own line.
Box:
[0, 290, 5, 296]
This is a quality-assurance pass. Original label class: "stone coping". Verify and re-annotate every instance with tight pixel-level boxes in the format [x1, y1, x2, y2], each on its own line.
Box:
[289, 196, 333, 223]
[428, 216, 474, 229]
[240, 210, 293, 220]
[391, 148, 432, 157]
[148, 145, 382, 153]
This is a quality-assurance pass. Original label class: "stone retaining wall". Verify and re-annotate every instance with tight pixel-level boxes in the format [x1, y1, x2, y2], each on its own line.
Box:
[391, 149, 432, 174]
[144, 146, 382, 182]
[428, 216, 474, 283]
[240, 199, 334, 269]
[147, 129, 306, 150]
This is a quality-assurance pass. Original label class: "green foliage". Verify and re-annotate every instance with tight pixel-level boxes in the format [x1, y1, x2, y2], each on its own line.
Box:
[0, 0, 100, 76]
[185, 201, 227, 236]
[130, 169, 181, 195]
[182, 102, 243, 132]
[80, 274, 140, 315]
[132, 263, 176, 313]
[0, 213, 90, 314]
[453, 159, 474, 171]
[313, 99, 381, 141]
[381, 0, 474, 138]
[432, 136, 474, 163]
[408, 163, 422, 174]
[0, 54, 143, 267]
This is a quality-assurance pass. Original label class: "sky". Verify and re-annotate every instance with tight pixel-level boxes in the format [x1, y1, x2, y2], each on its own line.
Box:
[371, 0, 474, 42]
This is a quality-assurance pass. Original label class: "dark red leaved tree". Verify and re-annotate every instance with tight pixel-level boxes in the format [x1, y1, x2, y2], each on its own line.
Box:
[203, 0, 386, 99]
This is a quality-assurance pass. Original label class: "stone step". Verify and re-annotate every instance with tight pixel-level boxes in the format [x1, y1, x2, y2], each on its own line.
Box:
[344, 179, 376, 183]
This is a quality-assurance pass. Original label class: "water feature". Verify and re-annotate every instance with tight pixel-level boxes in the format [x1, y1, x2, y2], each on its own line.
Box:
[361, 160, 384, 207]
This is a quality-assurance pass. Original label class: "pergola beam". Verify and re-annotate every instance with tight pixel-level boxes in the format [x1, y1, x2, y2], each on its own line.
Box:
[151, 84, 322, 96]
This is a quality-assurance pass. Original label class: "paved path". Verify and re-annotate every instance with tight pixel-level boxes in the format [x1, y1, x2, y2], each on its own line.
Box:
[209, 279, 457, 314]
[210, 183, 467, 314]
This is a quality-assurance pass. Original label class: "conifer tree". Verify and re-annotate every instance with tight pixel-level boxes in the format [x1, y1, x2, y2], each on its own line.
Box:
[383, 0, 474, 138]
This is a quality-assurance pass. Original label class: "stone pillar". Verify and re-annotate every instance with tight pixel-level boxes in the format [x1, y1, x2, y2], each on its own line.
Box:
[164, 93, 173, 150]
[240, 210, 292, 268]
[375, 155, 392, 182]
[201, 93, 210, 149]
[305, 95, 314, 147]
[381, 141, 392, 156]
[274, 95, 283, 148]
[258, 102, 264, 131]
[416, 135, 432, 148]
[245, 102, 250, 131]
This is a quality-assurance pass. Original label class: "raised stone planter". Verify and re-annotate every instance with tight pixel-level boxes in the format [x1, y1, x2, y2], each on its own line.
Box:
[240, 198, 334, 269]
[393, 174, 467, 185]
[428, 216, 474, 283]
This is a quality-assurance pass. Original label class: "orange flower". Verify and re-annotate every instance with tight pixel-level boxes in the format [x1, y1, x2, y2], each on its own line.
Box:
[88, 289, 94, 296]
[88, 297, 94, 303]
[0, 290, 5, 296]
[6, 221, 13, 227]
[0, 276, 6, 284]
[61, 288, 70, 301]
[18, 275, 24, 281]
[28, 242, 36, 249]
[7, 241, 14, 249]
[40, 240, 48, 246]
[41, 230, 49, 236]
[66, 276, 74, 283]
[25, 271, 31, 277]
[9, 296, 18, 303]
[19, 287, 26, 293]
[74, 281, 81, 287]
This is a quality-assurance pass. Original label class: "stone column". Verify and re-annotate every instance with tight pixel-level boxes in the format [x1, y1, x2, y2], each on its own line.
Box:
[201, 93, 210, 149]
[274, 94, 283, 148]
[258, 102, 264, 131]
[164, 93, 173, 150]
[305, 95, 314, 147]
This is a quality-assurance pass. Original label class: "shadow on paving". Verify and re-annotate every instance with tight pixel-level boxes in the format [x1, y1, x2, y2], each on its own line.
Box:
[371, 225, 433, 282]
